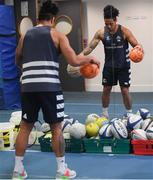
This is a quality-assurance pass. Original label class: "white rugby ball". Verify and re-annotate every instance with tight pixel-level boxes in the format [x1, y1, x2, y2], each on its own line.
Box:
[121, 118, 128, 127]
[85, 113, 100, 124]
[11, 111, 22, 117]
[131, 129, 147, 140]
[141, 118, 153, 131]
[41, 123, 50, 132]
[111, 120, 128, 139]
[137, 108, 150, 120]
[9, 115, 21, 126]
[64, 114, 79, 124]
[146, 127, 153, 140]
[69, 123, 86, 139]
[122, 112, 133, 119]
[99, 124, 113, 138]
[109, 118, 121, 124]
[61, 120, 72, 133]
[127, 114, 143, 130]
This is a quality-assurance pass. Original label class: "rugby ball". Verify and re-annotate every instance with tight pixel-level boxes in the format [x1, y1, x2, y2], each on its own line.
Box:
[64, 114, 79, 124]
[85, 113, 100, 124]
[111, 120, 128, 139]
[141, 118, 153, 131]
[131, 129, 147, 140]
[69, 123, 86, 139]
[99, 124, 113, 138]
[127, 114, 143, 130]
[61, 120, 72, 133]
[137, 108, 150, 120]
[109, 118, 121, 124]
[121, 118, 128, 127]
[146, 127, 153, 140]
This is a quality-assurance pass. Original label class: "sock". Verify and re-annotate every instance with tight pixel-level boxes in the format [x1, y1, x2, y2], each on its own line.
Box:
[102, 107, 109, 118]
[14, 156, 24, 173]
[56, 156, 66, 172]
[126, 109, 132, 114]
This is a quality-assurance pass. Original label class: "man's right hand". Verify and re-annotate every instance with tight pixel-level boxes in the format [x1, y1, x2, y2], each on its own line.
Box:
[87, 55, 101, 68]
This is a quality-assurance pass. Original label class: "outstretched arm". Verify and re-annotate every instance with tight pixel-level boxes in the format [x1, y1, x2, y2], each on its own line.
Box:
[59, 32, 100, 67]
[82, 29, 102, 55]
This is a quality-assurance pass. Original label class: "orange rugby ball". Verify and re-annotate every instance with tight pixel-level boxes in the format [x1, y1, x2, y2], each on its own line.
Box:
[80, 63, 100, 79]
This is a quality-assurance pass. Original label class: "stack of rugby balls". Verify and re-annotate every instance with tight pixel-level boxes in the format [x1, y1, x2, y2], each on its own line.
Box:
[129, 108, 153, 140]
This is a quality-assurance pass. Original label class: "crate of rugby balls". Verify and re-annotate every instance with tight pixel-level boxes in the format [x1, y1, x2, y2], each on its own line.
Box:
[131, 126, 153, 155]
[84, 116, 131, 153]
[38, 133, 84, 153]
[100, 119, 131, 154]
[130, 111, 153, 155]
[131, 140, 153, 155]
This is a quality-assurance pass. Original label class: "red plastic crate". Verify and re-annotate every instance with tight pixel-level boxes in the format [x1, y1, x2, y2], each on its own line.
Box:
[131, 140, 153, 155]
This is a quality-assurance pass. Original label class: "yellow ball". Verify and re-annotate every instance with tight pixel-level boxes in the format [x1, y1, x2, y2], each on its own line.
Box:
[44, 133, 52, 138]
[95, 116, 108, 128]
[85, 122, 99, 137]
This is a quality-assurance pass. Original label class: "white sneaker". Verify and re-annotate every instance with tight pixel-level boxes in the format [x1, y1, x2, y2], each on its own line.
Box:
[12, 170, 28, 179]
[56, 164, 76, 179]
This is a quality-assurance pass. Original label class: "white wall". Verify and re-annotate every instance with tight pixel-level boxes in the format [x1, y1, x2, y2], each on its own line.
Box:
[82, 0, 153, 92]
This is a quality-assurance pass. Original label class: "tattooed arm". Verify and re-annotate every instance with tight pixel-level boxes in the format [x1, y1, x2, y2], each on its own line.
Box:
[83, 29, 103, 55]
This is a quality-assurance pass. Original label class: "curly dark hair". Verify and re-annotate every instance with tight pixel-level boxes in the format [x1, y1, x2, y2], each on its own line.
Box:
[103, 5, 119, 19]
[38, 0, 59, 20]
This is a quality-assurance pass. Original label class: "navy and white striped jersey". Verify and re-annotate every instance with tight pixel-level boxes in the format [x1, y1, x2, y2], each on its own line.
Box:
[21, 26, 61, 92]
[102, 25, 130, 68]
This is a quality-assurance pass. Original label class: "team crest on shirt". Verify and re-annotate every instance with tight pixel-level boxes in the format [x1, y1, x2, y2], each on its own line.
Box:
[116, 35, 122, 42]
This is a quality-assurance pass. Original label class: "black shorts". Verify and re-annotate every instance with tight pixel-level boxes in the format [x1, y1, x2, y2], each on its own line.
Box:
[102, 66, 131, 87]
[21, 91, 64, 124]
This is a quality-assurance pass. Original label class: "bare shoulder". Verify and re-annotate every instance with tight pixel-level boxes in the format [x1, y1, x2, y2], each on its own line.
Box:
[50, 28, 65, 48]
[121, 25, 133, 38]
[52, 28, 68, 41]
[96, 29, 104, 40]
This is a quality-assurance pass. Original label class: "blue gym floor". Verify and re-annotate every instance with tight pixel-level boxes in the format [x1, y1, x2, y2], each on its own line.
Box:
[0, 151, 153, 179]
[0, 92, 153, 179]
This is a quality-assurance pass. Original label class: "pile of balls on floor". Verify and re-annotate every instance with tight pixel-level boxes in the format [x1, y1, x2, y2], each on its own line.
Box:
[57, 108, 153, 141]
[9, 108, 153, 145]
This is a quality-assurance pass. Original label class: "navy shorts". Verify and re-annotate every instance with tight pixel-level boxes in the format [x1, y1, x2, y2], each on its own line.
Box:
[21, 91, 64, 124]
[102, 66, 131, 87]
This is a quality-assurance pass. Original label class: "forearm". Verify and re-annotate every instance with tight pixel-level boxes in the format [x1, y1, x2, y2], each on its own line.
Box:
[82, 30, 101, 56]
[83, 47, 94, 56]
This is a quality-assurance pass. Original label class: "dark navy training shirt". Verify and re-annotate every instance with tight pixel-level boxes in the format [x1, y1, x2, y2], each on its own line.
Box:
[21, 26, 61, 92]
[102, 25, 130, 68]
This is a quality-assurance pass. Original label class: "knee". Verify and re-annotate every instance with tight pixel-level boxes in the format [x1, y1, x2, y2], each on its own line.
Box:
[121, 87, 129, 96]
[103, 86, 112, 95]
